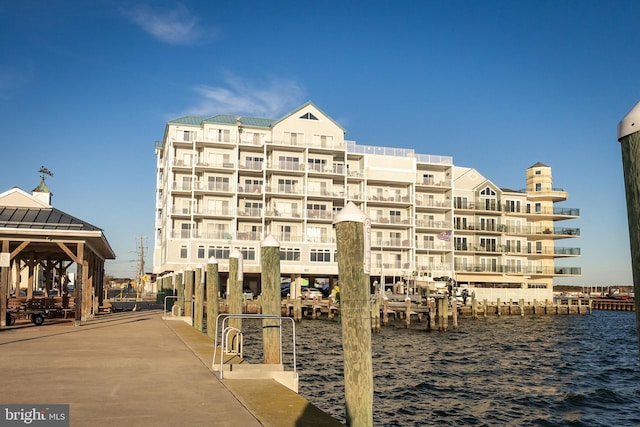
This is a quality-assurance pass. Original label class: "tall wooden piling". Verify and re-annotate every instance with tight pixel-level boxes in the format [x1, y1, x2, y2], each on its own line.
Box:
[175, 270, 184, 316]
[405, 296, 411, 328]
[184, 266, 194, 319]
[261, 235, 281, 364]
[206, 257, 219, 340]
[451, 298, 458, 329]
[194, 264, 204, 332]
[334, 203, 373, 427]
[618, 101, 640, 349]
[371, 295, 381, 333]
[228, 249, 243, 349]
[428, 299, 436, 330]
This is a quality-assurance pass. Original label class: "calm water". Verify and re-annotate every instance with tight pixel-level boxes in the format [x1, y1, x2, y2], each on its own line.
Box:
[242, 311, 640, 426]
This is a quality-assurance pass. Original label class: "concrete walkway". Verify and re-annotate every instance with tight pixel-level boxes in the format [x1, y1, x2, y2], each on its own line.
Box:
[0, 311, 343, 427]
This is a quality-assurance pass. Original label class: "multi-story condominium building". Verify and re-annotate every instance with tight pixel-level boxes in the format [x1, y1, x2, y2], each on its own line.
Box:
[153, 102, 580, 302]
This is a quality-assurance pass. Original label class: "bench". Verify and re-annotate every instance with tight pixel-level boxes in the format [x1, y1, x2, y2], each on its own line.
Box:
[98, 301, 112, 313]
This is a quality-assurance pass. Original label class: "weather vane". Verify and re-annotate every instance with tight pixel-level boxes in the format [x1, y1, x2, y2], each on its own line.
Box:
[38, 166, 53, 181]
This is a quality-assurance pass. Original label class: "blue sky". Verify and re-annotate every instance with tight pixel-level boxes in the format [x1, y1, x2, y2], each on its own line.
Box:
[0, 0, 637, 286]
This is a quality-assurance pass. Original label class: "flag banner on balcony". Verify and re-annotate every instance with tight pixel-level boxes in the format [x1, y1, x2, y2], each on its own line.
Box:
[438, 230, 451, 241]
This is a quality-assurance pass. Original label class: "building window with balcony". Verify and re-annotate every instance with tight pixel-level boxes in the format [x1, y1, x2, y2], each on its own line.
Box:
[422, 173, 434, 185]
[180, 245, 188, 259]
[535, 203, 541, 213]
[454, 237, 467, 251]
[390, 210, 401, 224]
[310, 249, 331, 262]
[280, 247, 301, 261]
[277, 178, 298, 193]
[278, 155, 300, 170]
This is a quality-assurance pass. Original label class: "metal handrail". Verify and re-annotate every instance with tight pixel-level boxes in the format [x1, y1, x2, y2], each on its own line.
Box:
[163, 295, 195, 320]
[212, 313, 297, 379]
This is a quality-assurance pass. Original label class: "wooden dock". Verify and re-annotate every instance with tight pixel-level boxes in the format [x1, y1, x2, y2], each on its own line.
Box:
[201, 294, 634, 332]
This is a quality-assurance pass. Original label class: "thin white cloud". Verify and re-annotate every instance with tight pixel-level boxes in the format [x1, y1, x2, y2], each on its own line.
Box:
[124, 3, 208, 45]
[187, 76, 305, 118]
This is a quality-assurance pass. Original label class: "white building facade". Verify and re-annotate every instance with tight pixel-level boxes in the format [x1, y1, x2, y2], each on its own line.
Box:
[153, 102, 579, 301]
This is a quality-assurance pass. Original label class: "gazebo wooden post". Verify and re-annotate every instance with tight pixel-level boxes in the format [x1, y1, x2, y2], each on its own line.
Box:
[0, 240, 9, 327]
[75, 243, 84, 325]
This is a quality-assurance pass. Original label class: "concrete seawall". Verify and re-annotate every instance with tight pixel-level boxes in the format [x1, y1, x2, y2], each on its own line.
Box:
[0, 311, 344, 426]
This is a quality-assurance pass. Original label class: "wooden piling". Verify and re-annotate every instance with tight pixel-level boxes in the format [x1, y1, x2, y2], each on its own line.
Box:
[382, 296, 389, 325]
[618, 104, 640, 349]
[471, 295, 477, 319]
[175, 271, 184, 316]
[334, 203, 373, 427]
[371, 295, 381, 333]
[451, 298, 458, 329]
[483, 299, 488, 318]
[261, 235, 281, 364]
[519, 299, 525, 317]
[428, 299, 436, 331]
[405, 296, 411, 328]
[206, 258, 219, 341]
[194, 264, 204, 332]
[184, 266, 194, 319]
[228, 250, 243, 349]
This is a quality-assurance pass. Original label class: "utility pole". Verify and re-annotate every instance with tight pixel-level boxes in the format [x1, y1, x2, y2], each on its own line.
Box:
[135, 236, 146, 299]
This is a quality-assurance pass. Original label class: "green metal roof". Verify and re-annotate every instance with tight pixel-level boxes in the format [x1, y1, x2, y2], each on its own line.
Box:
[166, 102, 343, 131]
[168, 114, 276, 129]
[167, 116, 206, 126]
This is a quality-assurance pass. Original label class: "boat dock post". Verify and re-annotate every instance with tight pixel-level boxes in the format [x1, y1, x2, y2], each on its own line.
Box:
[261, 235, 282, 364]
[617, 101, 640, 350]
[334, 203, 374, 427]
[206, 257, 219, 341]
[194, 264, 204, 332]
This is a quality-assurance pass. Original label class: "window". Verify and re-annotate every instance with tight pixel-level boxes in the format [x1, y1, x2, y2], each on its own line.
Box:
[207, 176, 229, 191]
[280, 225, 292, 241]
[278, 178, 298, 193]
[180, 245, 188, 259]
[278, 155, 300, 170]
[390, 210, 401, 224]
[208, 245, 230, 259]
[284, 133, 303, 145]
[308, 158, 327, 172]
[244, 156, 263, 170]
[307, 226, 328, 242]
[280, 247, 301, 261]
[422, 174, 434, 185]
[454, 196, 468, 209]
[454, 237, 468, 251]
[299, 112, 318, 120]
[310, 249, 331, 262]
[180, 223, 191, 238]
[480, 186, 496, 196]
[535, 183, 542, 192]
[535, 203, 541, 213]
[239, 247, 256, 261]
[197, 245, 205, 258]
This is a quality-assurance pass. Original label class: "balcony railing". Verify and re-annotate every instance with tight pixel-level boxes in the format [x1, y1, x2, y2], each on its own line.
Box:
[453, 264, 581, 275]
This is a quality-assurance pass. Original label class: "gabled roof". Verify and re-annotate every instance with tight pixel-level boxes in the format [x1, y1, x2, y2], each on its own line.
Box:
[272, 101, 346, 133]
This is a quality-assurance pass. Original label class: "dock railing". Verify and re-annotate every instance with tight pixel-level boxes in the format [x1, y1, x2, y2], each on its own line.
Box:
[212, 313, 297, 380]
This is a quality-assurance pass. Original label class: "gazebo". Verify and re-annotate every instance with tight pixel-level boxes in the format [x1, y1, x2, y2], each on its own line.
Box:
[0, 183, 115, 326]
